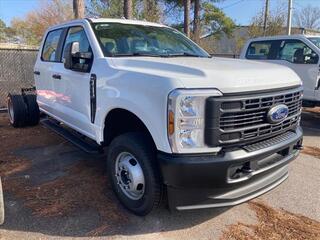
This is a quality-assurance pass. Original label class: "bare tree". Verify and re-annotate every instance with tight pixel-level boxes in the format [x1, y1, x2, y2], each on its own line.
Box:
[124, 0, 133, 19]
[193, 0, 201, 43]
[11, 0, 73, 45]
[294, 5, 320, 30]
[183, 0, 191, 37]
[73, 0, 85, 19]
[248, 7, 286, 38]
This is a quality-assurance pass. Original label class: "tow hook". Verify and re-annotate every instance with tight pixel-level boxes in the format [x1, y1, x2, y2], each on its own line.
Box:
[294, 140, 303, 150]
[294, 144, 303, 150]
[241, 165, 254, 174]
[230, 163, 253, 180]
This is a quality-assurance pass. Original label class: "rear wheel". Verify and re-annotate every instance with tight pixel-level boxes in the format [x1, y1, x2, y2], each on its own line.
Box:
[24, 95, 40, 126]
[107, 132, 163, 216]
[7, 94, 28, 128]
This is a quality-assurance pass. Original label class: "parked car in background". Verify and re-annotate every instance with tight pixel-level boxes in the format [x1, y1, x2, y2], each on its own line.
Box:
[7, 18, 303, 216]
[240, 35, 320, 107]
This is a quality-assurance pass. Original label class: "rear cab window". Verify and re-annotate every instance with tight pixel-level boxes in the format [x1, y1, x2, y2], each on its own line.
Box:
[41, 29, 64, 62]
[246, 41, 272, 60]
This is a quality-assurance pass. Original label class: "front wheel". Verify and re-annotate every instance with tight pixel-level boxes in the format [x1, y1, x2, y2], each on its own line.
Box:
[107, 132, 163, 216]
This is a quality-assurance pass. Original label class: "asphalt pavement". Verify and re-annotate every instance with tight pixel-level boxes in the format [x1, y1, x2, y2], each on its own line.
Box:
[0, 110, 319, 240]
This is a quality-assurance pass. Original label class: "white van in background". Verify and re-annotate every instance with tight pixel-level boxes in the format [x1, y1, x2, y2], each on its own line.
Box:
[240, 35, 320, 107]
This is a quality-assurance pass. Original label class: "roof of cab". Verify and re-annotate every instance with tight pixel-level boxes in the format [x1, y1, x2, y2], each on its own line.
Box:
[248, 34, 319, 42]
[47, 18, 167, 31]
[88, 18, 166, 27]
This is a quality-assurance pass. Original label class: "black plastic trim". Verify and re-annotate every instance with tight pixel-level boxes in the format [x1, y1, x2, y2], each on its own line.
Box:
[41, 118, 103, 154]
[90, 73, 97, 123]
[205, 86, 303, 148]
[158, 127, 302, 210]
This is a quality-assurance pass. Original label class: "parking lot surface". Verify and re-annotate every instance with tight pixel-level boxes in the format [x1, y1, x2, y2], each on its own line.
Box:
[0, 110, 319, 240]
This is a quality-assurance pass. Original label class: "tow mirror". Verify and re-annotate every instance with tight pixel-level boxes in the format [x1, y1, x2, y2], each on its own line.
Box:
[63, 41, 93, 72]
[304, 52, 319, 64]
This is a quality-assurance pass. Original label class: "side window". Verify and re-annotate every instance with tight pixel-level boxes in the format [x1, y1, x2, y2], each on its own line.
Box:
[62, 26, 91, 59]
[246, 41, 272, 60]
[278, 40, 319, 64]
[41, 29, 63, 62]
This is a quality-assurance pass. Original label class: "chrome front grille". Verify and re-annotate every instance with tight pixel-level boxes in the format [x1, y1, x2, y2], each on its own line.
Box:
[204, 86, 303, 147]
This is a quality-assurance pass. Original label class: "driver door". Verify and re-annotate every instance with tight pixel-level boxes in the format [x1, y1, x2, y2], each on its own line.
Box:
[51, 25, 95, 138]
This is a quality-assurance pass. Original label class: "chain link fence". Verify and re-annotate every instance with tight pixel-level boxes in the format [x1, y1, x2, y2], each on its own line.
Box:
[0, 48, 38, 108]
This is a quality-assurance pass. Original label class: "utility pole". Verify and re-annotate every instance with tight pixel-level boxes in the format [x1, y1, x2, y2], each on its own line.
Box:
[263, 0, 269, 36]
[184, 0, 191, 37]
[287, 0, 293, 35]
[124, 0, 133, 19]
[73, 0, 85, 19]
[193, 0, 201, 43]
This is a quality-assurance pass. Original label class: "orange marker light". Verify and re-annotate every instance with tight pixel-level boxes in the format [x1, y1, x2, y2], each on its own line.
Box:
[168, 111, 175, 135]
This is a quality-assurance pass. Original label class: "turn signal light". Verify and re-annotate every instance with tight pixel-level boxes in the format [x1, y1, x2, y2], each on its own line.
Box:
[168, 110, 175, 135]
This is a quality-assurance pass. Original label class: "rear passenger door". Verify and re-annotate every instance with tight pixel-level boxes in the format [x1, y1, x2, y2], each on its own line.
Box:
[50, 25, 95, 138]
[35, 28, 64, 114]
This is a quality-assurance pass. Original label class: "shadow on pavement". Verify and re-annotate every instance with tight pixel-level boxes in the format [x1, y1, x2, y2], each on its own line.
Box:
[0, 113, 229, 237]
[1, 107, 320, 237]
[301, 109, 320, 136]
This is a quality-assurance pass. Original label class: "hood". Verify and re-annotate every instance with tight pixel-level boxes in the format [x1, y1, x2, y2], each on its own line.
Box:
[108, 57, 302, 93]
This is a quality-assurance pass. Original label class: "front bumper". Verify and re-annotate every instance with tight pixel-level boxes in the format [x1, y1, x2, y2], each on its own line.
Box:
[158, 127, 303, 210]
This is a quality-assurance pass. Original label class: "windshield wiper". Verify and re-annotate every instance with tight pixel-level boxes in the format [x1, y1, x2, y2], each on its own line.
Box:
[166, 52, 211, 58]
[110, 52, 167, 57]
[109, 52, 211, 58]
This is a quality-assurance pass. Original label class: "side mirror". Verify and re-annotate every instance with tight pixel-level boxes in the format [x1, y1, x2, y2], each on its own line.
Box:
[63, 42, 78, 70]
[63, 41, 93, 72]
[304, 52, 319, 64]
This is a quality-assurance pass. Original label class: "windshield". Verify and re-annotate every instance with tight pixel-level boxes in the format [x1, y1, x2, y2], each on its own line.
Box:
[92, 23, 210, 58]
[308, 37, 320, 49]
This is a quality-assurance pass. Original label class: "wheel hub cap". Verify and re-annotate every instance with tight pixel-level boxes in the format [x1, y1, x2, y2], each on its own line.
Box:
[115, 152, 145, 200]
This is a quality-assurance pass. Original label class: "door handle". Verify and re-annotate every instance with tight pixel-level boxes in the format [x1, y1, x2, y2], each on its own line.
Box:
[33, 71, 40, 75]
[52, 74, 61, 80]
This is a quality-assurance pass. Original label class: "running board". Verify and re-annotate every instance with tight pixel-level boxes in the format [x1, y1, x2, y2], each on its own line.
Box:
[41, 119, 103, 154]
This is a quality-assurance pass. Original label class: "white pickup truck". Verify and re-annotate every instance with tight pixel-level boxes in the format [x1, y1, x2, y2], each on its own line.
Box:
[7, 18, 303, 215]
[240, 35, 320, 107]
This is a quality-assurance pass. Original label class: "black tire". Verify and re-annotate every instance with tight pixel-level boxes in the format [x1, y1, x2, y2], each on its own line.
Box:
[107, 132, 163, 216]
[7, 94, 28, 128]
[24, 94, 40, 126]
[0, 178, 4, 225]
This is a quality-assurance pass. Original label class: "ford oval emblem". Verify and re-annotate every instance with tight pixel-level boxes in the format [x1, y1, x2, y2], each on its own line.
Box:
[267, 104, 289, 124]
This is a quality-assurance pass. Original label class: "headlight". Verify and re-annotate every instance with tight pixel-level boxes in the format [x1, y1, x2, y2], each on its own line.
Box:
[168, 89, 223, 153]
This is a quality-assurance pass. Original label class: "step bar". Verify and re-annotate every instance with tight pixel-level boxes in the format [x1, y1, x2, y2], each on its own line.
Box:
[41, 118, 103, 154]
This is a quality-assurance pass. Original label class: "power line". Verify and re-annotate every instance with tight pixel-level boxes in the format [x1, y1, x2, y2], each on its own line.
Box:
[220, 0, 245, 10]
